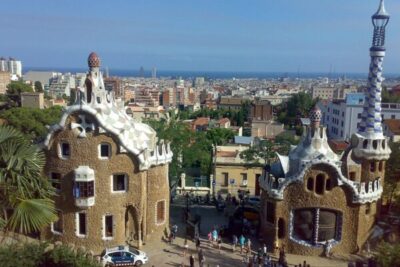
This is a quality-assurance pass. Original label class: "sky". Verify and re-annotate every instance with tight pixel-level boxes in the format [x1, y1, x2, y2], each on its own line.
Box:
[1, 0, 400, 74]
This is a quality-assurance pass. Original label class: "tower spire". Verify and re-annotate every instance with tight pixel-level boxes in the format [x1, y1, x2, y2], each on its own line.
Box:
[358, 0, 389, 139]
[351, 0, 391, 161]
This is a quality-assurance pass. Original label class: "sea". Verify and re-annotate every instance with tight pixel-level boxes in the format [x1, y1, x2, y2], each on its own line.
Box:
[24, 67, 400, 80]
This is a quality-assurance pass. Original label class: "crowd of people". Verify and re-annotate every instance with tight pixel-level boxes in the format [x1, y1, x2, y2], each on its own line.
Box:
[171, 224, 284, 267]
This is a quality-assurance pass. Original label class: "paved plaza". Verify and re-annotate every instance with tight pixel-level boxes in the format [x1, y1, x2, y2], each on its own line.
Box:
[142, 199, 356, 267]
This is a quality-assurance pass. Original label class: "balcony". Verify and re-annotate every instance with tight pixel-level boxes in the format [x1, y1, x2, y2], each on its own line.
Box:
[73, 166, 95, 209]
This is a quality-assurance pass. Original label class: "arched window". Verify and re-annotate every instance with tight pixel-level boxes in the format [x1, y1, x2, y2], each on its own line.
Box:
[370, 162, 375, 172]
[292, 208, 341, 245]
[378, 161, 383, 172]
[325, 178, 332, 191]
[85, 78, 92, 103]
[363, 140, 368, 149]
[307, 177, 314, 191]
[315, 174, 325, 195]
[373, 140, 378, 149]
[278, 218, 285, 239]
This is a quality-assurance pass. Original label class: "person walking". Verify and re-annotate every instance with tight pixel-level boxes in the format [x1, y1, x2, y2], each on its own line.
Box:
[247, 238, 252, 254]
[207, 231, 212, 247]
[262, 243, 267, 257]
[212, 229, 218, 243]
[189, 254, 195, 267]
[198, 249, 205, 267]
[239, 234, 245, 254]
[217, 235, 222, 253]
[183, 238, 189, 257]
[195, 237, 201, 251]
[232, 234, 238, 252]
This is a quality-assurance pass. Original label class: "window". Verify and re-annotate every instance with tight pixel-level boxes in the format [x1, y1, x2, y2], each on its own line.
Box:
[278, 218, 285, 239]
[241, 173, 248, 186]
[325, 178, 332, 191]
[363, 140, 368, 149]
[266, 201, 275, 224]
[292, 208, 340, 245]
[378, 161, 383, 172]
[74, 181, 94, 198]
[315, 174, 325, 195]
[50, 172, 61, 191]
[306, 177, 314, 191]
[391, 115, 396, 119]
[52, 210, 63, 234]
[373, 140, 378, 149]
[112, 174, 128, 192]
[104, 215, 113, 238]
[99, 143, 111, 158]
[156, 200, 166, 224]
[358, 113, 362, 119]
[222, 172, 229, 186]
[370, 162, 375, 172]
[349, 172, 356, 181]
[60, 142, 70, 158]
[77, 212, 87, 236]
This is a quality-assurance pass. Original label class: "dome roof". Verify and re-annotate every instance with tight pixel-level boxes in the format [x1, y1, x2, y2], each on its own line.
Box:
[88, 52, 101, 68]
[309, 105, 322, 123]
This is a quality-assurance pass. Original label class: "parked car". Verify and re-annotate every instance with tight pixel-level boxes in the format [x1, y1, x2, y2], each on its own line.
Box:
[101, 245, 148, 266]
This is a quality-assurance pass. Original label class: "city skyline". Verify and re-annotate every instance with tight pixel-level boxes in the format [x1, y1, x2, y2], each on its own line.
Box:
[1, 0, 400, 73]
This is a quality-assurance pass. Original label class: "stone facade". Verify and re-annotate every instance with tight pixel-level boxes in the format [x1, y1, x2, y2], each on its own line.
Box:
[259, 1, 391, 256]
[41, 53, 171, 253]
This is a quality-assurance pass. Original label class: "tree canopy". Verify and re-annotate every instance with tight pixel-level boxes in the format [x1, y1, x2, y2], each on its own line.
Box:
[375, 241, 400, 267]
[0, 106, 62, 142]
[34, 81, 44, 93]
[277, 92, 315, 127]
[144, 111, 234, 187]
[383, 141, 400, 211]
[6, 81, 34, 107]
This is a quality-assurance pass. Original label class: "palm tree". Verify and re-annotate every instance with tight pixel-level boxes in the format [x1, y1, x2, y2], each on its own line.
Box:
[0, 125, 57, 235]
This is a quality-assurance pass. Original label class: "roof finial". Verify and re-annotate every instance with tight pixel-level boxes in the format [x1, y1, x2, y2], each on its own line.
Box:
[374, 0, 389, 18]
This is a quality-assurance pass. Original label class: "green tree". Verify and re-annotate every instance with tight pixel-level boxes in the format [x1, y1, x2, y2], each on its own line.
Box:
[6, 81, 34, 106]
[206, 128, 235, 146]
[240, 139, 276, 165]
[375, 242, 400, 267]
[0, 242, 101, 267]
[144, 111, 193, 187]
[34, 81, 43, 93]
[382, 87, 400, 103]
[0, 106, 62, 142]
[384, 141, 400, 212]
[0, 125, 57, 234]
[277, 92, 315, 127]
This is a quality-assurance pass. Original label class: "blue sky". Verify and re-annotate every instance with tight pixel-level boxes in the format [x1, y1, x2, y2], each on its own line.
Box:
[1, 0, 399, 73]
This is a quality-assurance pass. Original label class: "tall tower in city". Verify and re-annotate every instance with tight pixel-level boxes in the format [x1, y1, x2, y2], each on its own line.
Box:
[139, 66, 145, 77]
[352, 0, 391, 161]
[151, 67, 157, 78]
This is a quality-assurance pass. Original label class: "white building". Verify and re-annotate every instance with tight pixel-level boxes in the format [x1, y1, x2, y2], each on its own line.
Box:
[7, 58, 22, 77]
[321, 93, 400, 140]
[48, 74, 76, 97]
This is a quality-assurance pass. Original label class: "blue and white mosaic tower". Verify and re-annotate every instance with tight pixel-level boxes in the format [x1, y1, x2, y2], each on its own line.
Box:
[352, 0, 391, 160]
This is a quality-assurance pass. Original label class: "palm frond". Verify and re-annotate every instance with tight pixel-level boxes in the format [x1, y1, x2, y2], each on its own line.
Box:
[7, 198, 57, 234]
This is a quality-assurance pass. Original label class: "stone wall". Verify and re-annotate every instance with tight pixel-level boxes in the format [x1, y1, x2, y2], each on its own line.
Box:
[42, 113, 169, 253]
[260, 163, 376, 256]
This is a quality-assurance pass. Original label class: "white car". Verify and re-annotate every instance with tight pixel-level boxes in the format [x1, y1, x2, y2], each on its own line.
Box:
[101, 245, 148, 266]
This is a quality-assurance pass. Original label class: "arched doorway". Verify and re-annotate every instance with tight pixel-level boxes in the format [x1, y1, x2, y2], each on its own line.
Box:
[125, 205, 139, 244]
